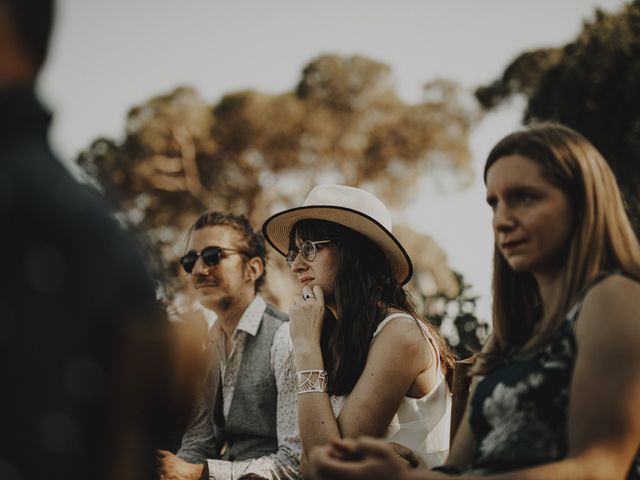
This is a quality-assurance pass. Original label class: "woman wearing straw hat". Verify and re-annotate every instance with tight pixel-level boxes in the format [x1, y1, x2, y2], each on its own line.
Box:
[262, 184, 454, 475]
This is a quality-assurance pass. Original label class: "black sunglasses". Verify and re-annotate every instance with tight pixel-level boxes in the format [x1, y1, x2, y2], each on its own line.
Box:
[180, 246, 246, 274]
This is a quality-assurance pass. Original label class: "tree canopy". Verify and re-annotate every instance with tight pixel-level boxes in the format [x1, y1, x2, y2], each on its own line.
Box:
[78, 54, 480, 313]
[476, 0, 640, 231]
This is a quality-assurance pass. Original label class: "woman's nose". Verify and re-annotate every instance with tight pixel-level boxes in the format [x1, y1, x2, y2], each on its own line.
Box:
[493, 204, 516, 233]
[291, 252, 307, 272]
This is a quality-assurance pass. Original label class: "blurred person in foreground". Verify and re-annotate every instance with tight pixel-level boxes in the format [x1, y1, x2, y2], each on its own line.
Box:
[158, 212, 301, 480]
[307, 124, 640, 480]
[0, 1, 194, 479]
[262, 184, 454, 477]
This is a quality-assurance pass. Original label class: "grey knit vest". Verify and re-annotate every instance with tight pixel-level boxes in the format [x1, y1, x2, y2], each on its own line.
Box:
[214, 304, 288, 461]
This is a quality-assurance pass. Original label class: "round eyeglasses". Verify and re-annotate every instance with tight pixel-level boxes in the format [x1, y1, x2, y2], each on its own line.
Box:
[180, 246, 246, 274]
[286, 240, 331, 268]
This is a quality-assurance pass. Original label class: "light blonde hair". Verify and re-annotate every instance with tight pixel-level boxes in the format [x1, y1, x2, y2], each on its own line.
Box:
[475, 122, 640, 374]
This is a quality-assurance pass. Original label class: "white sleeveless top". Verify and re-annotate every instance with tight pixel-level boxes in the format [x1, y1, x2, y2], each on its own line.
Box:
[330, 313, 451, 469]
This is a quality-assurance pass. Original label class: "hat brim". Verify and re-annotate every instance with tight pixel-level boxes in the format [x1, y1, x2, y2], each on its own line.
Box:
[262, 206, 413, 285]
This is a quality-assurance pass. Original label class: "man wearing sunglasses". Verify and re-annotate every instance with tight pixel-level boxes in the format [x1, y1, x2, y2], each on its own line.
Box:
[158, 212, 301, 480]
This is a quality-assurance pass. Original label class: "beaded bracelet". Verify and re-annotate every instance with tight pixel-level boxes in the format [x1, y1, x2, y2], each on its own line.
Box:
[296, 369, 328, 395]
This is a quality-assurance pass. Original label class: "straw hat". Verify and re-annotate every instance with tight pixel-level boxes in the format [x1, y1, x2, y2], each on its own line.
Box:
[262, 184, 413, 285]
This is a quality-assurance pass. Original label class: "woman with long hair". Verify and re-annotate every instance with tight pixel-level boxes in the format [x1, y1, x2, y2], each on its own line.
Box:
[262, 184, 454, 475]
[307, 123, 640, 480]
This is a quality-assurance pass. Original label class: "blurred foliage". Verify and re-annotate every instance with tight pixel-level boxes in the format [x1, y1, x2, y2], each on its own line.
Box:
[77, 54, 483, 346]
[475, 48, 563, 110]
[476, 1, 640, 233]
[421, 272, 489, 359]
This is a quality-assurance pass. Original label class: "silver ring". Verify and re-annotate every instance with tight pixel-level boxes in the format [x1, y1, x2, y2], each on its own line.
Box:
[303, 294, 312, 300]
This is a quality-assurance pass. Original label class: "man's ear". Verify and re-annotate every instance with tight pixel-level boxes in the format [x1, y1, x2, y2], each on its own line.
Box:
[244, 257, 264, 284]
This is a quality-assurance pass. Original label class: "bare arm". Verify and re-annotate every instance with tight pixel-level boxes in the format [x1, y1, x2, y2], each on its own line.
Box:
[291, 288, 433, 475]
[335, 316, 433, 437]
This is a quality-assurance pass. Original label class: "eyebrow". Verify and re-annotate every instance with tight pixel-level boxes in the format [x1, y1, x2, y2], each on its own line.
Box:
[486, 181, 546, 203]
[487, 180, 544, 194]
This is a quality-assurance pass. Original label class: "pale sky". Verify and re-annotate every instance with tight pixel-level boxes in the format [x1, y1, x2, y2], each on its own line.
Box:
[38, 0, 629, 322]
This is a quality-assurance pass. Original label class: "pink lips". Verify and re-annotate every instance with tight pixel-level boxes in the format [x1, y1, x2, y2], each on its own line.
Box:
[501, 239, 527, 252]
[299, 277, 313, 286]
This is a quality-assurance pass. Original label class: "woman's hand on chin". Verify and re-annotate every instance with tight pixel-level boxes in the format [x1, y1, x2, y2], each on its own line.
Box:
[289, 285, 326, 352]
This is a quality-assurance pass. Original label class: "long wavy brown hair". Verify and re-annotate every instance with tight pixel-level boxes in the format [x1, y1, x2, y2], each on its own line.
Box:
[290, 219, 454, 395]
[475, 122, 640, 375]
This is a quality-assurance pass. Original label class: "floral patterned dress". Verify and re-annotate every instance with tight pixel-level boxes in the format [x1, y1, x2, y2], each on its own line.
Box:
[467, 273, 640, 478]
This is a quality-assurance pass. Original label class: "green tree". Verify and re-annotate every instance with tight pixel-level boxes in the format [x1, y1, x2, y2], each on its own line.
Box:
[476, 1, 640, 232]
[420, 272, 488, 359]
[78, 54, 482, 346]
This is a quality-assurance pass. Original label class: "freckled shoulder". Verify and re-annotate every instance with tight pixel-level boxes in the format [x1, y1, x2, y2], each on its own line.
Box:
[372, 313, 428, 354]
